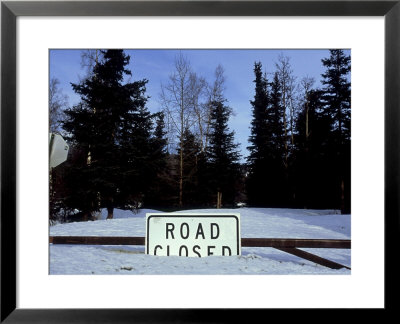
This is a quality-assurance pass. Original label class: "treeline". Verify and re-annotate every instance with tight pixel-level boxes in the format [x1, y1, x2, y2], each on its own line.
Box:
[49, 49, 350, 223]
[246, 51, 351, 213]
[50, 50, 241, 222]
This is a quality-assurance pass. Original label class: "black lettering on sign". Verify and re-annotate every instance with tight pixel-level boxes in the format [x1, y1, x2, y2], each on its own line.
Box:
[211, 223, 219, 239]
[166, 223, 175, 239]
[167, 245, 170, 256]
[208, 246, 215, 256]
[193, 245, 201, 257]
[222, 246, 231, 256]
[154, 245, 163, 255]
[195, 223, 205, 239]
[180, 223, 189, 239]
[179, 245, 189, 257]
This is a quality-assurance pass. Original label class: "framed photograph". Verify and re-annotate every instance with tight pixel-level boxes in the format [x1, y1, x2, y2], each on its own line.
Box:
[1, 0, 398, 321]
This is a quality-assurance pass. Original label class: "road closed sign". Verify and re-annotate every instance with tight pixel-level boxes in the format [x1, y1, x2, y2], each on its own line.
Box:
[146, 213, 241, 257]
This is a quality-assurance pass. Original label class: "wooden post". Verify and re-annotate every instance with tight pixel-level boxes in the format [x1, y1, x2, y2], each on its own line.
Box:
[276, 247, 350, 270]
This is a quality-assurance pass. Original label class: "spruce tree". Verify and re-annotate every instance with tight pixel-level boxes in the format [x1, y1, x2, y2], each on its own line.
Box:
[246, 62, 271, 206]
[58, 104, 98, 220]
[247, 63, 270, 165]
[321, 50, 351, 141]
[118, 100, 155, 210]
[176, 128, 201, 206]
[207, 99, 241, 208]
[62, 49, 153, 219]
[321, 49, 351, 213]
[294, 89, 334, 208]
[267, 72, 288, 206]
[144, 112, 173, 207]
[269, 72, 284, 153]
[152, 111, 168, 173]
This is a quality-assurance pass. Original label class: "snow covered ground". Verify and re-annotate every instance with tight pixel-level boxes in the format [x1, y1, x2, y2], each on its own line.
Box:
[49, 208, 351, 275]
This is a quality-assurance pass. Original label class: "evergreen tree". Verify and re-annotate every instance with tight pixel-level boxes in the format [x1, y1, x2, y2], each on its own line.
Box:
[294, 89, 334, 208]
[152, 111, 168, 172]
[247, 63, 298, 207]
[246, 62, 270, 206]
[144, 112, 173, 207]
[195, 151, 212, 206]
[269, 72, 285, 153]
[118, 99, 155, 210]
[247, 63, 270, 166]
[321, 49, 351, 213]
[267, 72, 288, 206]
[206, 100, 241, 208]
[62, 49, 153, 219]
[321, 50, 351, 141]
[176, 128, 202, 206]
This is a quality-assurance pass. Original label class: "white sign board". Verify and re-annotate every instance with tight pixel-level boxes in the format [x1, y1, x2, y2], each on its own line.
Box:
[49, 133, 69, 168]
[146, 213, 241, 257]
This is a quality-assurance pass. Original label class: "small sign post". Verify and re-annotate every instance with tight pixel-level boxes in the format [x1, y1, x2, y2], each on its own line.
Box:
[146, 213, 241, 257]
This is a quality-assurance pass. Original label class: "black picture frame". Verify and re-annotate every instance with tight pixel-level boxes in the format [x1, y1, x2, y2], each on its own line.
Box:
[1, 0, 398, 322]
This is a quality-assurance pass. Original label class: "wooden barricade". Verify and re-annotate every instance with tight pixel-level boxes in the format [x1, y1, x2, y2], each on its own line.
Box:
[49, 236, 351, 270]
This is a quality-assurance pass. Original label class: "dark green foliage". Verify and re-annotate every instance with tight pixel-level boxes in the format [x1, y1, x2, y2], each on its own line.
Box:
[292, 50, 351, 212]
[246, 51, 351, 213]
[320, 50, 351, 213]
[246, 63, 287, 207]
[142, 111, 174, 207]
[177, 128, 202, 206]
[206, 100, 241, 207]
[266, 72, 289, 206]
[294, 89, 334, 209]
[50, 145, 99, 222]
[269, 72, 285, 154]
[52, 50, 351, 220]
[61, 49, 157, 218]
[321, 50, 351, 141]
[246, 62, 270, 206]
[247, 62, 270, 167]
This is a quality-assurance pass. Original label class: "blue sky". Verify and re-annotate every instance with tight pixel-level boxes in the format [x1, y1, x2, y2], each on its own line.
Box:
[50, 49, 350, 161]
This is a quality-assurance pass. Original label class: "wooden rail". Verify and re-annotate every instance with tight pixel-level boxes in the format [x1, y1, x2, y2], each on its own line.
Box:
[241, 238, 350, 249]
[50, 236, 350, 249]
[50, 236, 145, 245]
[49, 236, 351, 270]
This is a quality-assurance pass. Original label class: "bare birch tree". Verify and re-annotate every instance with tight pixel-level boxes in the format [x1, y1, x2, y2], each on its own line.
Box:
[203, 64, 226, 152]
[159, 53, 198, 207]
[300, 76, 315, 142]
[275, 54, 297, 168]
[49, 77, 68, 133]
[188, 72, 208, 152]
[80, 49, 102, 80]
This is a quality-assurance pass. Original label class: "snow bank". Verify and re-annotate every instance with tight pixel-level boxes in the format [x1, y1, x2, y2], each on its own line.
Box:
[50, 207, 351, 275]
